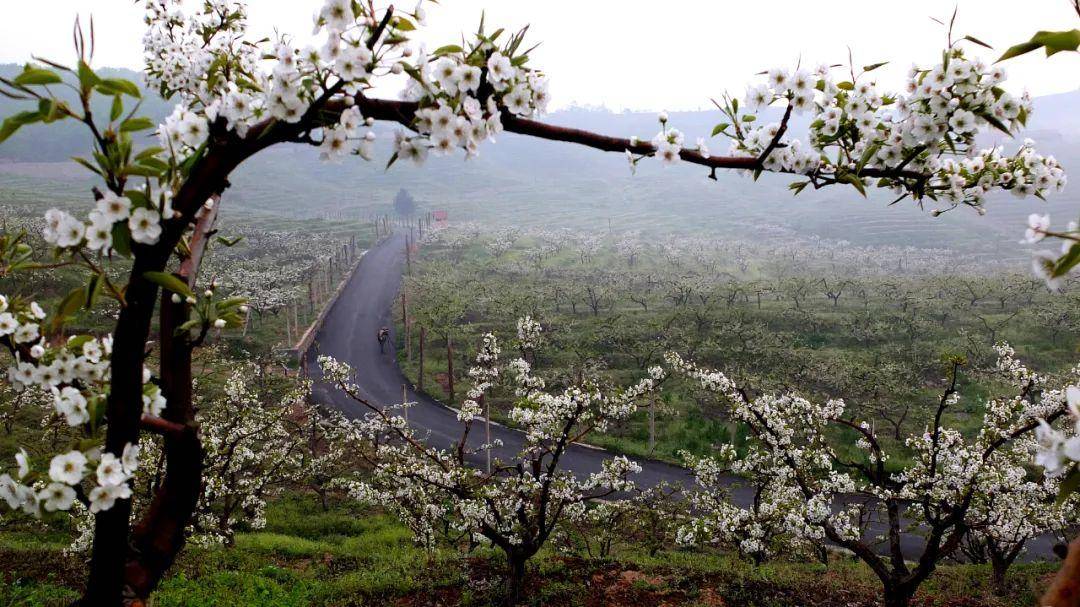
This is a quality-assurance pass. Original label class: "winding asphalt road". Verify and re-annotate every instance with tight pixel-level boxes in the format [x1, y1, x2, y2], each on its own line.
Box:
[305, 232, 691, 484]
[304, 232, 1057, 562]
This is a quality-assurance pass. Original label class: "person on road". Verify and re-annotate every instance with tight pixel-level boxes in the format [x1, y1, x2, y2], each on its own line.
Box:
[377, 326, 390, 353]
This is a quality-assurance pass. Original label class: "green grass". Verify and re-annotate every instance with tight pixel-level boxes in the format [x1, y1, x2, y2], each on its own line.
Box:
[0, 492, 1061, 607]
[395, 230, 1080, 467]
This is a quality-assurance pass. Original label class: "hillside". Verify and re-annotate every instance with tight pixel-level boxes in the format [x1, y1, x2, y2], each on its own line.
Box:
[1, 64, 1077, 262]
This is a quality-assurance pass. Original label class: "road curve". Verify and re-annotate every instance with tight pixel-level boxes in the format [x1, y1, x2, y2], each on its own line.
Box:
[304, 231, 1056, 562]
[304, 231, 691, 485]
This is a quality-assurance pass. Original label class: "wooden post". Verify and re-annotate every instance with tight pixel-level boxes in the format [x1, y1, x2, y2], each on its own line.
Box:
[401, 290, 410, 362]
[446, 333, 454, 404]
[418, 326, 425, 392]
[402, 384, 409, 424]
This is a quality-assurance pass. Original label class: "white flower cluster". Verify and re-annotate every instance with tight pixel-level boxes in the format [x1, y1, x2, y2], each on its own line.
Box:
[396, 41, 548, 163]
[143, 0, 401, 161]
[0, 294, 150, 516]
[459, 332, 500, 422]
[1, 443, 140, 516]
[515, 315, 542, 352]
[1023, 213, 1079, 291]
[668, 344, 1074, 563]
[318, 324, 658, 557]
[1032, 385, 1080, 477]
[683, 49, 1064, 211]
[42, 191, 165, 254]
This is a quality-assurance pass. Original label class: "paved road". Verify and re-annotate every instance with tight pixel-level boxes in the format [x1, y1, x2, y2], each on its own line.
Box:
[305, 231, 1057, 562]
[305, 232, 691, 484]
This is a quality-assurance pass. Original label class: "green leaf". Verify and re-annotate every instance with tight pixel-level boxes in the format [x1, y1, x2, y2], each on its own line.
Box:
[393, 16, 416, 31]
[85, 273, 102, 309]
[14, 67, 62, 86]
[215, 235, 244, 247]
[1033, 29, 1080, 56]
[110, 95, 123, 122]
[841, 173, 867, 197]
[123, 164, 164, 178]
[111, 222, 132, 258]
[432, 44, 464, 56]
[862, 62, 888, 72]
[836, 81, 855, 91]
[71, 156, 103, 177]
[977, 110, 1012, 135]
[135, 146, 165, 161]
[143, 271, 194, 299]
[710, 123, 730, 137]
[961, 35, 993, 50]
[76, 61, 100, 93]
[52, 286, 87, 331]
[119, 117, 154, 132]
[1052, 242, 1080, 279]
[97, 77, 141, 98]
[125, 190, 152, 209]
[0, 111, 43, 144]
[998, 40, 1043, 61]
[66, 335, 93, 351]
[37, 98, 62, 123]
[857, 142, 881, 171]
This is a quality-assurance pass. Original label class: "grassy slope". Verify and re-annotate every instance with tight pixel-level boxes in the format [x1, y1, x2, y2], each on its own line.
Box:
[0, 493, 1059, 607]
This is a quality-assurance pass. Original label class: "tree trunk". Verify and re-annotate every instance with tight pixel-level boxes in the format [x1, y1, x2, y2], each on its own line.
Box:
[505, 554, 528, 606]
[82, 251, 168, 606]
[882, 584, 916, 607]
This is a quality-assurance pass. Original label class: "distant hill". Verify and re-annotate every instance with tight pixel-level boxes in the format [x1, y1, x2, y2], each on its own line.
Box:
[0, 63, 1076, 262]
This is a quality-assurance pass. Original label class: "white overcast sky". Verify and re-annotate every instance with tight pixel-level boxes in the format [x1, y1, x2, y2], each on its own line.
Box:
[1, 1, 1077, 110]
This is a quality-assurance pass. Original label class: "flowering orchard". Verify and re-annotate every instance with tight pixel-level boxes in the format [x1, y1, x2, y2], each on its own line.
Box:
[319, 328, 663, 602]
[668, 345, 1076, 607]
[0, 0, 1069, 604]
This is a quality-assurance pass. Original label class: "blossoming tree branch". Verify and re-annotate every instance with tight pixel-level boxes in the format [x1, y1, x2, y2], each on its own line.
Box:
[0, 0, 1068, 605]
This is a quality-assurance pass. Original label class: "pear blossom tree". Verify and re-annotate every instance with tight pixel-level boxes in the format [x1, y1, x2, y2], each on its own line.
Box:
[668, 344, 1074, 607]
[957, 465, 1073, 593]
[0, 0, 1066, 603]
[319, 329, 663, 603]
[60, 352, 364, 551]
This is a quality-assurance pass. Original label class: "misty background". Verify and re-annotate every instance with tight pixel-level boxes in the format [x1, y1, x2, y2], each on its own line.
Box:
[0, 64, 1076, 266]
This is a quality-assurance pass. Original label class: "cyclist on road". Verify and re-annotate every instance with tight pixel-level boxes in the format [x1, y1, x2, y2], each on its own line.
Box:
[377, 326, 390, 353]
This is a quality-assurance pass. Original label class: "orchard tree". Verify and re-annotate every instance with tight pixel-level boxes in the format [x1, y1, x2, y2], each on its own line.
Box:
[319, 330, 664, 603]
[0, 0, 1066, 604]
[669, 344, 1074, 607]
[393, 187, 417, 217]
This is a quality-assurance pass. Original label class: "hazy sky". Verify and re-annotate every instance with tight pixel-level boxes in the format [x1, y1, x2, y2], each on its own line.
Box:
[1, 1, 1077, 110]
